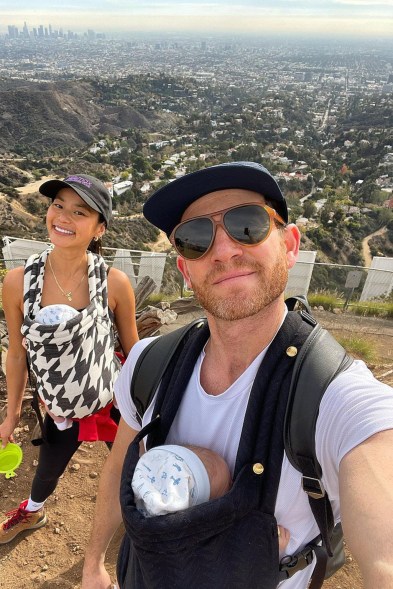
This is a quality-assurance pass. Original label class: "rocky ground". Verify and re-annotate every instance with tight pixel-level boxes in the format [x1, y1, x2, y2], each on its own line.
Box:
[0, 308, 392, 589]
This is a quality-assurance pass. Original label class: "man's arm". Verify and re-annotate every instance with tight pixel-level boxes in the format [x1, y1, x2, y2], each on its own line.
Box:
[339, 429, 393, 588]
[82, 418, 139, 589]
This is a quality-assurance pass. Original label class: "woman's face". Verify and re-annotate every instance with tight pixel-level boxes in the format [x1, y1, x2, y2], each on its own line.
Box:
[46, 187, 105, 249]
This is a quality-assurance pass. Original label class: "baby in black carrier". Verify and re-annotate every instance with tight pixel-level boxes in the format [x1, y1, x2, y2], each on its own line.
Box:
[132, 444, 290, 550]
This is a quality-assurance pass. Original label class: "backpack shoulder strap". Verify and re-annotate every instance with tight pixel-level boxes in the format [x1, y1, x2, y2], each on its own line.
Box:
[285, 294, 312, 314]
[284, 323, 353, 483]
[131, 318, 207, 424]
[284, 318, 353, 556]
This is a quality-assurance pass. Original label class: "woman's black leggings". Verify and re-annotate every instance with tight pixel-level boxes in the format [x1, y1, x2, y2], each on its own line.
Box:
[30, 408, 120, 503]
[30, 415, 81, 502]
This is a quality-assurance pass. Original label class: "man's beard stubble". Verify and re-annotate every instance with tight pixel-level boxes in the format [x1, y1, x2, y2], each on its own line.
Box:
[190, 254, 288, 321]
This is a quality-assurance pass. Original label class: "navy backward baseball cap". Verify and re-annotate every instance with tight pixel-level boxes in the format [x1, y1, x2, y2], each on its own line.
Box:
[39, 174, 112, 226]
[143, 161, 288, 237]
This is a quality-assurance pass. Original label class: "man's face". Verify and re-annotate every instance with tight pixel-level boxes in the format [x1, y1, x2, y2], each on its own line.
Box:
[177, 188, 299, 321]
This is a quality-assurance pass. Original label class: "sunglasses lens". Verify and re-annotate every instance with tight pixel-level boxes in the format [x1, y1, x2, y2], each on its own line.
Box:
[174, 217, 214, 260]
[224, 205, 271, 245]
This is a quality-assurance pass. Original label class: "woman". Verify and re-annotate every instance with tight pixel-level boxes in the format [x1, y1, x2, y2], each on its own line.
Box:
[0, 174, 139, 543]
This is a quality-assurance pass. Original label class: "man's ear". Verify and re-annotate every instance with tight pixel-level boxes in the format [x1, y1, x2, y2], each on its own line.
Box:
[283, 224, 301, 270]
[177, 256, 192, 289]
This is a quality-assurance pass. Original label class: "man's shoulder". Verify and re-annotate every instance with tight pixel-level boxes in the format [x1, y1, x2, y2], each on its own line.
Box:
[130, 336, 159, 362]
[317, 358, 393, 466]
[319, 358, 392, 421]
[117, 336, 159, 385]
[325, 358, 391, 395]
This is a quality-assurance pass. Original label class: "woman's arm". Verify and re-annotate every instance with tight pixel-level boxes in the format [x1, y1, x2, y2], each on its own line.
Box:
[108, 267, 139, 357]
[0, 267, 28, 447]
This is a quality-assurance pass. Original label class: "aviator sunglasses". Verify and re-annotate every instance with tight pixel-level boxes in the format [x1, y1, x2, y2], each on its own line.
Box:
[170, 203, 287, 260]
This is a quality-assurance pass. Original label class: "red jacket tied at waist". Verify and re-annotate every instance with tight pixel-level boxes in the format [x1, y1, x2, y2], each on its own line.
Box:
[75, 403, 118, 443]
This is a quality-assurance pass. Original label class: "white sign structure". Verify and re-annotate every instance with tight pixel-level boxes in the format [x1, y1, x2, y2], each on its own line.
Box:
[286, 250, 317, 297]
[137, 251, 167, 294]
[2, 237, 51, 269]
[111, 248, 137, 289]
[111, 249, 167, 293]
[360, 256, 393, 301]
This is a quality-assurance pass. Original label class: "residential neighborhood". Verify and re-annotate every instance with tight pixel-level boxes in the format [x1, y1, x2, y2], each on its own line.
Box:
[0, 27, 392, 268]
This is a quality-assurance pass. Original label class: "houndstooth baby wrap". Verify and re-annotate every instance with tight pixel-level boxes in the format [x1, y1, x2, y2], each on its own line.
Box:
[21, 249, 119, 419]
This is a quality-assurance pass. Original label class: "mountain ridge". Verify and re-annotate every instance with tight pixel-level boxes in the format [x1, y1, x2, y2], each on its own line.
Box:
[0, 79, 166, 154]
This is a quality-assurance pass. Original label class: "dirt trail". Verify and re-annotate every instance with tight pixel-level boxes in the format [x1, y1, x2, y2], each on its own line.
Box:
[16, 177, 55, 196]
[361, 226, 387, 267]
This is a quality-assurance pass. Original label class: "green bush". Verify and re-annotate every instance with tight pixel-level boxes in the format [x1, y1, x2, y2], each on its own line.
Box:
[307, 291, 393, 318]
[349, 301, 393, 319]
[307, 292, 343, 311]
[141, 293, 179, 307]
[336, 336, 376, 363]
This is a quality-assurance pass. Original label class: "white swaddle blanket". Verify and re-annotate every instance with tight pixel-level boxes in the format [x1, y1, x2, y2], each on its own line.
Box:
[132, 445, 211, 517]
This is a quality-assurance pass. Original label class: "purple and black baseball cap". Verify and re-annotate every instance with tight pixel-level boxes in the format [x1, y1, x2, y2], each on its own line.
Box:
[39, 174, 112, 225]
[143, 161, 288, 237]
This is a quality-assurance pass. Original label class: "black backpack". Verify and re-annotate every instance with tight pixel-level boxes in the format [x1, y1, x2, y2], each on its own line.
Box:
[129, 299, 353, 588]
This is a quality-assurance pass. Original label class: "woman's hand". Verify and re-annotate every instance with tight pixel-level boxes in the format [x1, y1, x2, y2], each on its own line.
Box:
[0, 415, 19, 448]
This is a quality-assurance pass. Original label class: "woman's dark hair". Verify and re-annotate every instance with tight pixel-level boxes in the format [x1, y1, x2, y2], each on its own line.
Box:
[87, 213, 106, 255]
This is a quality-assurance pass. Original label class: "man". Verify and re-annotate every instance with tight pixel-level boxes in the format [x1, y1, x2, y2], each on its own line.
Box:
[82, 162, 393, 589]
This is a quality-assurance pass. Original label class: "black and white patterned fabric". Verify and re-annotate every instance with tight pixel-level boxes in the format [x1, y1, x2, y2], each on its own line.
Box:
[21, 249, 120, 419]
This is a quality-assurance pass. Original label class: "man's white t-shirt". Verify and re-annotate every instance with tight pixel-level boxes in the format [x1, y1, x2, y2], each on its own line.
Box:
[115, 335, 393, 588]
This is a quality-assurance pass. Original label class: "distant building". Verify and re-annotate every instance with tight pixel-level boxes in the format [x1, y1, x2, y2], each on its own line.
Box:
[149, 141, 170, 149]
[8, 25, 18, 38]
[113, 180, 133, 196]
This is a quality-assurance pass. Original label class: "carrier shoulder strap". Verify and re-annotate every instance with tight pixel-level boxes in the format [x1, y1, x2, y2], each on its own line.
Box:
[131, 318, 207, 424]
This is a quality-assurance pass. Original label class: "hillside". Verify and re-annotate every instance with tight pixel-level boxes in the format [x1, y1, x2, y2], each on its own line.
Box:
[0, 79, 172, 156]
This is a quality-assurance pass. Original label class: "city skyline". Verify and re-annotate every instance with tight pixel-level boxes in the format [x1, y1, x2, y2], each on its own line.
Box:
[0, 0, 392, 38]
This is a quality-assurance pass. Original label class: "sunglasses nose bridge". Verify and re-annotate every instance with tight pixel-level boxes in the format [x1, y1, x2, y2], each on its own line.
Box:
[207, 214, 245, 255]
[197, 210, 223, 250]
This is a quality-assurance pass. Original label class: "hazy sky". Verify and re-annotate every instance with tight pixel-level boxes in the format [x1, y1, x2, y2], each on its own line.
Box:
[1, 0, 392, 38]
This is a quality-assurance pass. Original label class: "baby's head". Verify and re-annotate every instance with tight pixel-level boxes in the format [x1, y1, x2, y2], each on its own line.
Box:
[132, 444, 232, 517]
[34, 304, 79, 325]
[186, 445, 232, 499]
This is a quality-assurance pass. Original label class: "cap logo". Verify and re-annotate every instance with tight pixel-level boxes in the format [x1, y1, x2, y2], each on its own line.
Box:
[65, 175, 92, 188]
